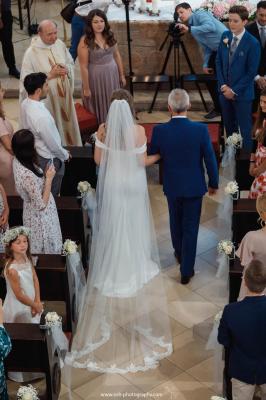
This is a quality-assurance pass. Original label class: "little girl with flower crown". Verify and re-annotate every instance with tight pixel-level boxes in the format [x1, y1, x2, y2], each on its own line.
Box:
[2, 226, 43, 382]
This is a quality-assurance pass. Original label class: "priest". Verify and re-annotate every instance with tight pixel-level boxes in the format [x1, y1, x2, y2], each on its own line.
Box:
[20, 20, 82, 146]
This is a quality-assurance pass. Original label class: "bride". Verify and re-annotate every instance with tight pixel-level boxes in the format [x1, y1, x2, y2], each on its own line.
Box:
[65, 99, 173, 373]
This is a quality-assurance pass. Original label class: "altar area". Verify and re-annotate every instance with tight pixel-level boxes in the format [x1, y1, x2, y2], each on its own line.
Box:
[106, 1, 205, 76]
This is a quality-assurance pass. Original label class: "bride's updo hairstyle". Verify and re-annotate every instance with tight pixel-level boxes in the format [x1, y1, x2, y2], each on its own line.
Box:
[110, 89, 135, 118]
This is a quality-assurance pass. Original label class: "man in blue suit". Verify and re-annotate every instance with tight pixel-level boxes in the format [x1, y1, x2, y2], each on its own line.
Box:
[218, 260, 266, 400]
[149, 89, 218, 284]
[216, 5, 261, 151]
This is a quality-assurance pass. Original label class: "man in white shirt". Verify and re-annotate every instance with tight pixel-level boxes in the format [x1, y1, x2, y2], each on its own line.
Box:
[20, 72, 70, 196]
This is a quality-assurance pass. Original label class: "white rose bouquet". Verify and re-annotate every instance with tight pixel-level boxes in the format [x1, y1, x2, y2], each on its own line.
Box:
[45, 312, 62, 327]
[62, 239, 78, 255]
[77, 181, 93, 196]
[17, 385, 39, 400]
[226, 132, 243, 148]
[217, 239, 234, 256]
[224, 181, 239, 198]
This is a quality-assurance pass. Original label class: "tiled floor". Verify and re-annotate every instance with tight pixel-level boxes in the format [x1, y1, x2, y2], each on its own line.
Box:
[3, 1, 229, 398]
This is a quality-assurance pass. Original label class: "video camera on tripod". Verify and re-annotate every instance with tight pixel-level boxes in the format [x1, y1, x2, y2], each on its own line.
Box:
[167, 7, 184, 46]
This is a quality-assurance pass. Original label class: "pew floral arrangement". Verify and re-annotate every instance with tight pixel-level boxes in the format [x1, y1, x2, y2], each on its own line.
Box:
[17, 384, 39, 400]
[224, 180, 239, 199]
[199, 0, 255, 21]
[226, 132, 243, 148]
[45, 312, 62, 328]
[77, 181, 94, 196]
[62, 239, 78, 255]
[217, 239, 234, 256]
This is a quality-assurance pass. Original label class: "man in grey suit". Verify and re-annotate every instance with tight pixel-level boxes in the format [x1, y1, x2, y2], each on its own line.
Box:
[176, 2, 226, 119]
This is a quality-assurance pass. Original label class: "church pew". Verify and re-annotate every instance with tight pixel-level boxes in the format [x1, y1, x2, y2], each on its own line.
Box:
[4, 322, 61, 400]
[61, 145, 97, 196]
[235, 149, 253, 192]
[232, 199, 259, 244]
[0, 254, 76, 333]
[7, 196, 87, 267]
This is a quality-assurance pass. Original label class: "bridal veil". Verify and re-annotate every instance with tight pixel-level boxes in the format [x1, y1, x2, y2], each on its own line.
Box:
[65, 100, 173, 375]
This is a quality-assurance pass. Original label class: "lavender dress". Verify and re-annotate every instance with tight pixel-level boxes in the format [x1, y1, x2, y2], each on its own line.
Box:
[83, 45, 120, 124]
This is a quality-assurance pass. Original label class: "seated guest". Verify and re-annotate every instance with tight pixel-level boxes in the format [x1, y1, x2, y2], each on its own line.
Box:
[249, 89, 266, 198]
[0, 299, 11, 399]
[21, 72, 70, 197]
[0, 84, 15, 195]
[236, 193, 266, 299]
[218, 260, 266, 400]
[216, 5, 261, 150]
[0, 183, 9, 252]
[12, 129, 63, 254]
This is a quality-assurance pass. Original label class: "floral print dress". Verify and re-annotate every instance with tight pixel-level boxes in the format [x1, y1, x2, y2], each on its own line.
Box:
[0, 326, 12, 400]
[13, 158, 62, 254]
[249, 143, 266, 199]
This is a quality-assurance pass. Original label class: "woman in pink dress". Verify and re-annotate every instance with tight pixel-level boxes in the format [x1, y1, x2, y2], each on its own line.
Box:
[0, 85, 16, 195]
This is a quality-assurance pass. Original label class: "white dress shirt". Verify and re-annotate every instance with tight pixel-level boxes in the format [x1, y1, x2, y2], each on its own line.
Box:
[20, 98, 69, 161]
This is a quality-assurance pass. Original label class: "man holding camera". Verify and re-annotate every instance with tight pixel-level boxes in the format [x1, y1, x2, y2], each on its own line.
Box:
[176, 2, 226, 119]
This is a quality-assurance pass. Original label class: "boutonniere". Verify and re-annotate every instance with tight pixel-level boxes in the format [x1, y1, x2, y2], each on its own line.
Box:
[223, 37, 229, 48]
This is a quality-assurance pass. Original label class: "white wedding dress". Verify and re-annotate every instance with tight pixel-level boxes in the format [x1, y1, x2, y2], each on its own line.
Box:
[65, 100, 172, 375]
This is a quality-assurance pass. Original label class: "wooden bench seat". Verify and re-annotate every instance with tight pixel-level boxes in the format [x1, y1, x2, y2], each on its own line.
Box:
[232, 199, 259, 244]
[5, 322, 61, 399]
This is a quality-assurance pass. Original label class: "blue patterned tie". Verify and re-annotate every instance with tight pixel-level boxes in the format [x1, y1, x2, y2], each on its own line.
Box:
[229, 36, 238, 64]
[261, 27, 266, 48]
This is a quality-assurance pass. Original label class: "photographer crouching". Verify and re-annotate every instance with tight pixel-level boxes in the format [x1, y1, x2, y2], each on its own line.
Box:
[176, 2, 226, 119]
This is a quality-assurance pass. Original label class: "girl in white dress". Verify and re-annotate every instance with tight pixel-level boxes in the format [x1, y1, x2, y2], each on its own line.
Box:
[236, 193, 266, 299]
[2, 226, 44, 382]
[11, 129, 62, 254]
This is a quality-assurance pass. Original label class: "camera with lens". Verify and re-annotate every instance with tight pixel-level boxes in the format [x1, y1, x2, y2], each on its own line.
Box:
[167, 7, 183, 46]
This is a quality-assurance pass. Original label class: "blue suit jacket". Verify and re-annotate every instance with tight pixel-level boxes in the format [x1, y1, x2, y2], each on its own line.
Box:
[216, 30, 261, 100]
[218, 296, 266, 385]
[149, 118, 219, 198]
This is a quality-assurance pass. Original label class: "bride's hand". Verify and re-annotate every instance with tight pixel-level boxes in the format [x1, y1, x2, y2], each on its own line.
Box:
[97, 123, 106, 142]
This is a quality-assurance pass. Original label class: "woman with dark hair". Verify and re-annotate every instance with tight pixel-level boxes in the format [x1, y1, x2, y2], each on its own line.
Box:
[78, 9, 126, 124]
[249, 89, 266, 198]
[11, 129, 62, 253]
[0, 83, 16, 195]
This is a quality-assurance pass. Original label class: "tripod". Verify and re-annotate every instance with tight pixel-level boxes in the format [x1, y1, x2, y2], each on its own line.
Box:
[149, 33, 208, 113]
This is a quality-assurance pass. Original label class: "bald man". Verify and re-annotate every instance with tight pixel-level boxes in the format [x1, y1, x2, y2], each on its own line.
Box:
[19, 20, 82, 146]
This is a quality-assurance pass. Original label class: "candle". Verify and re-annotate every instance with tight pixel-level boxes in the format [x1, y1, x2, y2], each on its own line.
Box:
[140, 0, 146, 9]
[152, 0, 158, 12]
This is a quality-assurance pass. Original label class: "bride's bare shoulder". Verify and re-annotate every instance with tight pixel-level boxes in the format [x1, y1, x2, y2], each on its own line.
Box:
[135, 124, 146, 146]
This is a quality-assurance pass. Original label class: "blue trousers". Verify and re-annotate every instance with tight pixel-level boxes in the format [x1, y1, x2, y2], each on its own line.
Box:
[219, 95, 253, 151]
[166, 196, 202, 277]
[69, 14, 85, 61]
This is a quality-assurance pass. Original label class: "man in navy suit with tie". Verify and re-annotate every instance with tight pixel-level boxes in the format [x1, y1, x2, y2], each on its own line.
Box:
[216, 5, 261, 150]
[218, 260, 266, 400]
[150, 89, 219, 284]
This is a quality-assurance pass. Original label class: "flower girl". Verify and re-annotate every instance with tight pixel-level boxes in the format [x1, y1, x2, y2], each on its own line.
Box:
[236, 193, 266, 299]
[2, 226, 43, 382]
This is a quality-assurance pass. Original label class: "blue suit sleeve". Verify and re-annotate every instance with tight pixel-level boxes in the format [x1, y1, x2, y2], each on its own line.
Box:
[231, 38, 261, 95]
[202, 127, 219, 189]
[149, 126, 160, 155]
[216, 33, 227, 88]
[218, 307, 231, 348]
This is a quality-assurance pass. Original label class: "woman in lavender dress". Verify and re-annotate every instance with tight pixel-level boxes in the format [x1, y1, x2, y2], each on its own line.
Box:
[78, 9, 126, 124]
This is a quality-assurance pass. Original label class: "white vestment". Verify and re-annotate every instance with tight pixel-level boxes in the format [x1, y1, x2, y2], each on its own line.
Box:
[20, 36, 82, 146]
